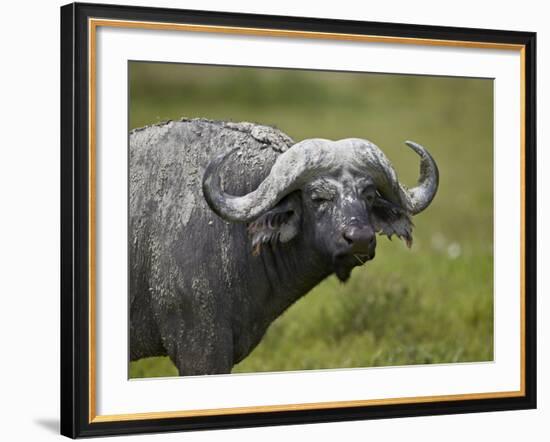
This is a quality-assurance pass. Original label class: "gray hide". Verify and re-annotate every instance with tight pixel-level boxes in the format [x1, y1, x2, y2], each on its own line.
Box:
[130, 118, 313, 375]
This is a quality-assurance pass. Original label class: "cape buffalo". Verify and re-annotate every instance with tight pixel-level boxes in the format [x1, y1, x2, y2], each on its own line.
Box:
[129, 118, 439, 376]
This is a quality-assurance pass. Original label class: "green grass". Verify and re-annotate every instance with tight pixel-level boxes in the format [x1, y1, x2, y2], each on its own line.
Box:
[128, 62, 493, 378]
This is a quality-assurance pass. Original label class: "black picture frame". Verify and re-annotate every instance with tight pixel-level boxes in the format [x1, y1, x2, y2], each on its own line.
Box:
[60, 2, 537, 438]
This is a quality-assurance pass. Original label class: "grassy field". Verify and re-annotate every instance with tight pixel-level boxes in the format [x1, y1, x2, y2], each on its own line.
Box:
[129, 62, 493, 378]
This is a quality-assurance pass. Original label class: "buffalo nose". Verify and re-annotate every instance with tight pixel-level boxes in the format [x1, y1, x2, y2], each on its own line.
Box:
[342, 226, 376, 252]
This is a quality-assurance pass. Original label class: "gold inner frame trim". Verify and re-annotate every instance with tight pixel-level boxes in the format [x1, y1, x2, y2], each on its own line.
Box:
[88, 17, 527, 424]
[91, 390, 524, 423]
[90, 18, 525, 50]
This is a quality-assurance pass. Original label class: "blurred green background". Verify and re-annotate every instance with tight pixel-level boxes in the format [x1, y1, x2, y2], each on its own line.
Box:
[129, 61, 493, 378]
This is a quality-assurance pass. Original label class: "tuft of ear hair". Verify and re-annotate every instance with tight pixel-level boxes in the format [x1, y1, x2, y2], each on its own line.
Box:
[371, 197, 414, 247]
[247, 194, 301, 256]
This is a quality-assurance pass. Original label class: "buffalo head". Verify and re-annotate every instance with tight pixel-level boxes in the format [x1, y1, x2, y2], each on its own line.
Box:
[202, 138, 439, 281]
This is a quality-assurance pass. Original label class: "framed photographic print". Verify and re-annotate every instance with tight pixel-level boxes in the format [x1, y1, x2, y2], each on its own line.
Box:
[60, 2, 537, 438]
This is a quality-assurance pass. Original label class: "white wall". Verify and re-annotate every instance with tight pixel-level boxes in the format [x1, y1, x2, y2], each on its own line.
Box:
[0, 0, 546, 440]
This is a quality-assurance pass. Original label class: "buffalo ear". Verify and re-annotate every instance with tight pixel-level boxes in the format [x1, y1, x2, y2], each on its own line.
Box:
[371, 197, 414, 247]
[247, 193, 302, 255]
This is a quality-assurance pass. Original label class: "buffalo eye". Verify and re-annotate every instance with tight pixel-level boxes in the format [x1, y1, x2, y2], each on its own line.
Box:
[310, 192, 333, 203]
[362, 187, 377, 206]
